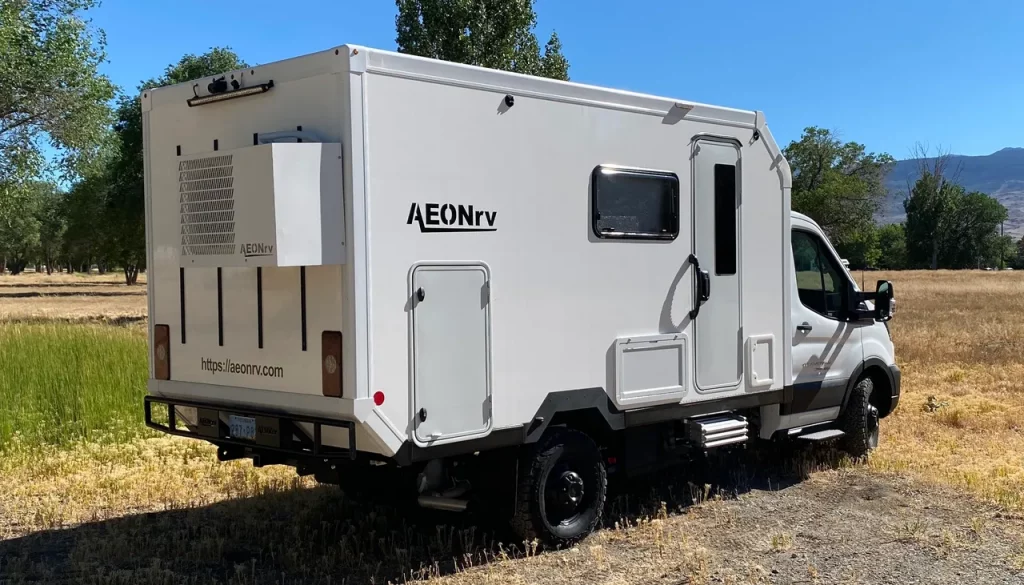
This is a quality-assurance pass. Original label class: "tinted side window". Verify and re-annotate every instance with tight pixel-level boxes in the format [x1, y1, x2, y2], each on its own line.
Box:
[792, 230, 846, 318]
[592, 166, 679, 240]
[714, 164, 737, 274]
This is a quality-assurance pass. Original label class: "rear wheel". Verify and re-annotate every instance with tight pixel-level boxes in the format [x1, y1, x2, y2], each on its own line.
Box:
[512, 428, 606, 547]
[839, 376, 879, 458]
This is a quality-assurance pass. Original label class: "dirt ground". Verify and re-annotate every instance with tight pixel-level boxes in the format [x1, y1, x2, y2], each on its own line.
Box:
[0, 439, 1021, 584]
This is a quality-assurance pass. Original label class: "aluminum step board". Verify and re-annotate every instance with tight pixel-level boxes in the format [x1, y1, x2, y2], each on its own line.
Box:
[797, 429, 846, 441]
[687, 413, 748, 449]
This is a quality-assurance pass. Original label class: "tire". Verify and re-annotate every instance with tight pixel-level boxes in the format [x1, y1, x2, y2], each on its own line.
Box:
[511, 428, 607, 547]
[838, 376, 880, 458]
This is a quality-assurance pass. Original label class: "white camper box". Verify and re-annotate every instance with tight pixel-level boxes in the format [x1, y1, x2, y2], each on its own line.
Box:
[143, 45, 899, 544]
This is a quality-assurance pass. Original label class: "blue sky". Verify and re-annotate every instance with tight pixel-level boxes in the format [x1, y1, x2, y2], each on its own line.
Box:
[90, 0, 1023, 159]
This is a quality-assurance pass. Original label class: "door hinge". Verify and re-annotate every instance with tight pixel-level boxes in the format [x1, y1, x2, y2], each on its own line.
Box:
[418, 407, 427, 422]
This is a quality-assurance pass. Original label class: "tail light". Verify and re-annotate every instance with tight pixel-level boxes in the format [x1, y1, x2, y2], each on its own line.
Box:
[322, 331, 342, 397]
[154, 324, 170, 380]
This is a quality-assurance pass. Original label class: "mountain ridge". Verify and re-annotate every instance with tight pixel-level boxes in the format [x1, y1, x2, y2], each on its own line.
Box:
[880, 146, 1024, 236]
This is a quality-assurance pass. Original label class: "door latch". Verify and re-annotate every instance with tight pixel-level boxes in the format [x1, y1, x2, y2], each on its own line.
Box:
[418, 407, 427, 422]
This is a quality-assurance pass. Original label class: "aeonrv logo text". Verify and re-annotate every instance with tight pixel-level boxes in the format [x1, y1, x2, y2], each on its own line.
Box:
[200, 357, 284, 378]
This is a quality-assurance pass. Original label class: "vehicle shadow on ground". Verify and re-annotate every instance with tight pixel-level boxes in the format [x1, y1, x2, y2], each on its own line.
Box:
[0, 441, 844, 584]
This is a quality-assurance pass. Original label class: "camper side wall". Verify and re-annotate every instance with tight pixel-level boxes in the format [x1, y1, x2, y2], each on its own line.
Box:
[359, 63, 787, 451]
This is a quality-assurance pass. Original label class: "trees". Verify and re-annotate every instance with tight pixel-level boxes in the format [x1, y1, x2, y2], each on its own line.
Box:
[876, 224, 907, 270]
[34, 182, 64, 273]
[784, 127, 894, 264]
[395, 0, 569, 80]
[0, 0, 114, 183]
[0, 0, 111, 274]
[904, 169, 1007, 269]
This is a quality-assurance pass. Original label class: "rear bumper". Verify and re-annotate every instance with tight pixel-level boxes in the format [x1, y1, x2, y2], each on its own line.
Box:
[145, 395, 357, 461]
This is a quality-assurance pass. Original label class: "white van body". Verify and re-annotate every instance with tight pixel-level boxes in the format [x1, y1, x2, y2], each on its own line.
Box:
[142, 44, 898, 542]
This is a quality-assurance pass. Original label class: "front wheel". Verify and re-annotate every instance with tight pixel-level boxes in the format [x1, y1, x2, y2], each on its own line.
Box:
[512, 428, 607, 547]
[838, 376, 880, 458]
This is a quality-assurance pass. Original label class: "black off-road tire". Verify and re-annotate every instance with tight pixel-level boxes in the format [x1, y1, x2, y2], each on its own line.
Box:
[838, 376, 880, 458]
[511, 428, 607, 548]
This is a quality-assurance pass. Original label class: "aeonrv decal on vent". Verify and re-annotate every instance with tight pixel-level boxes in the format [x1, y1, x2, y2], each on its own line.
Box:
[179, 155, 235, 256]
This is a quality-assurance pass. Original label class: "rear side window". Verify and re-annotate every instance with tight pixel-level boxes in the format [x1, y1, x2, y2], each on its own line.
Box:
[714, 164, 737, 274]
[592, 166, 679, 240]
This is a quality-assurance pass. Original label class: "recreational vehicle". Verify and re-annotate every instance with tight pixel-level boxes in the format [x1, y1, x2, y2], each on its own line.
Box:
[142, 45, 899, 545]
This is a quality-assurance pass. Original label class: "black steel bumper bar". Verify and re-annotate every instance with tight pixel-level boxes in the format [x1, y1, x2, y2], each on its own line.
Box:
[144, 395, 357, 461]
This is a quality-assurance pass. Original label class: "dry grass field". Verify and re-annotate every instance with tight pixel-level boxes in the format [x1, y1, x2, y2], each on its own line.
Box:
[0, 270, 1022, 583]
[867, 270, 1024, 511]
[0, 272, 147, 323]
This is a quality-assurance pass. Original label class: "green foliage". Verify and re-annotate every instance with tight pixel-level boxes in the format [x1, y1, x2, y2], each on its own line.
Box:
[62, 165, 108, 270]
[904, 171, 1008, 269]
[0, 0, 114, 182]
[0, 180, 44, 273]
[0, 323, 148, 449]
[785, 127, 894, 255]
[835, 225, 880, 270]
[1014, 236, 1024, 269]
[985, 234, 1016, 270]
[876, 223, 908, 270]
[395, 0, 569, 80]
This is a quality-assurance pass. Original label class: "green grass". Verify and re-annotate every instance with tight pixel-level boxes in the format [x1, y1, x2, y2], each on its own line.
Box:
[0, 323, 149, 449]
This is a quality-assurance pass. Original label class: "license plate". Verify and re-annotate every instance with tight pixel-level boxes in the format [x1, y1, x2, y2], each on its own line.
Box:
[228, 414, 256, 441]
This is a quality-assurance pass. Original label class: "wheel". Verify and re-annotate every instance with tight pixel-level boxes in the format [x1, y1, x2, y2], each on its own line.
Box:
[512, 428, 607, 547]
[838, 376, 880, 458]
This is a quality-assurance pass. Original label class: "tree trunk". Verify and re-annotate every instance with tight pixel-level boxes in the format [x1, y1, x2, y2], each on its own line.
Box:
[930, 240, 939, 270]
[124, 264, 139, 286]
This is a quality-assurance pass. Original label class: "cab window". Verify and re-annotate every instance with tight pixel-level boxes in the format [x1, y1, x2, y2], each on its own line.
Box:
[792, 230, 846, 318]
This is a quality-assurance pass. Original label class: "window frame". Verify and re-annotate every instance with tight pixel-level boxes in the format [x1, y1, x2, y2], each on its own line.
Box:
[591, 165, 680, 241]
[792, 228, 850, 321]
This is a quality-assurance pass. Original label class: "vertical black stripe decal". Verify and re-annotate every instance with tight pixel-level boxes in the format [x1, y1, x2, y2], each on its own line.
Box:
[253, 132, 259, 146]
[179, 267, 186, 344]
[213, 139, 219, 151]
[176, 145, 181, 156]
[217, 267, 224, 346]
[257, 267, 264, 349]
[300, 266, 307, 351]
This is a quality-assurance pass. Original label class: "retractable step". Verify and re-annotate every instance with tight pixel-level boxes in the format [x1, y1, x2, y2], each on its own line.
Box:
[797, 429, 845, 441]
[687, 413, 748, 449]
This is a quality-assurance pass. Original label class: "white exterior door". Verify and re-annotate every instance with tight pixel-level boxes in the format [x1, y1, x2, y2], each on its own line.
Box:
[692, 140, 742, 390]
[789, 228, 863, 414]
[411, 264, 492, 444]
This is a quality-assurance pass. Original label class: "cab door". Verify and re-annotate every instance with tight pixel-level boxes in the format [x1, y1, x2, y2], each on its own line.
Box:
[788, 227, 863, 420]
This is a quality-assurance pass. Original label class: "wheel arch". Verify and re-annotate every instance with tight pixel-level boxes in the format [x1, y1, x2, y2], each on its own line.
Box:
[524, 388, 625, 446]
[843, 358, 897, 418]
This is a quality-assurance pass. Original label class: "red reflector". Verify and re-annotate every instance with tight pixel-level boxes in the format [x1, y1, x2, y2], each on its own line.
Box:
[322, 331, 342, 397]
[373, 391, 385, 406]
[607, 457, 617, 465]
[154, 324, 170, 380]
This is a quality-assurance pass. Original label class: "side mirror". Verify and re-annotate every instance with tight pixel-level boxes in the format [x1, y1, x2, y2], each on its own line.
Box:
[874, 280, 894, 321]
[847, 279, 895, 322]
